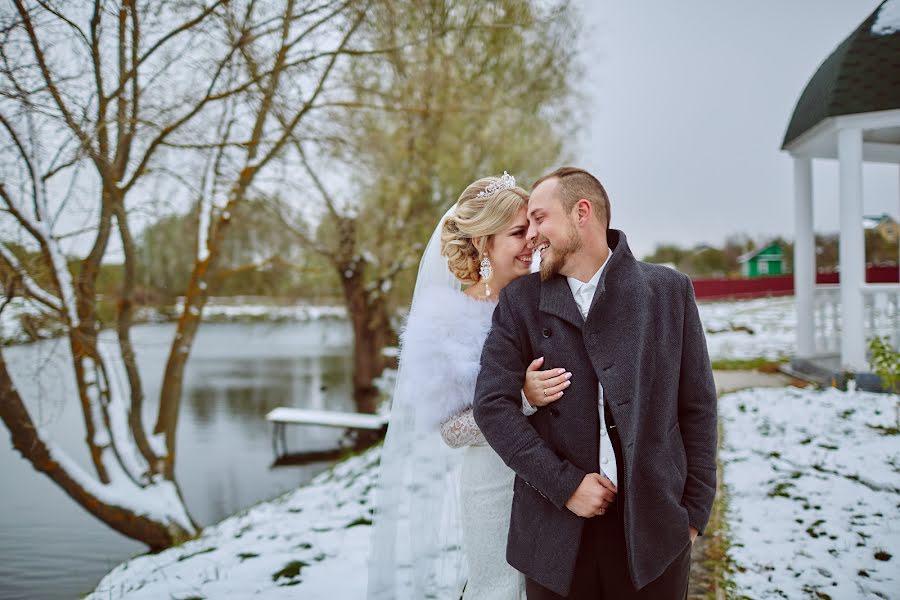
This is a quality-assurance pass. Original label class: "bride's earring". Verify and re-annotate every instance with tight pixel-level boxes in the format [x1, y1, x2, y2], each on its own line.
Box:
[479, 254, 493, 298]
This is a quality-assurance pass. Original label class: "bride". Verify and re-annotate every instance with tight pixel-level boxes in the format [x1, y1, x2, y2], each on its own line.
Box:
[368, 173, 572, 599]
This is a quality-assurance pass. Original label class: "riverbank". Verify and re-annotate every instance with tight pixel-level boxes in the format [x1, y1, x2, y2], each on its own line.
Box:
[86, 445, 382, 599]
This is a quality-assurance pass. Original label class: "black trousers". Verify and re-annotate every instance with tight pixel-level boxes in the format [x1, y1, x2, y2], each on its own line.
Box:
[525, 504, 692, 600]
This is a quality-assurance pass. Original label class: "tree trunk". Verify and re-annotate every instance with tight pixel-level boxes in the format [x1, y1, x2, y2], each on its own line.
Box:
[340, 268, 393, 448]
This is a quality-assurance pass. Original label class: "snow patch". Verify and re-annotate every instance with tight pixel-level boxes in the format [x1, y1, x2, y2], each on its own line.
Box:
[87, 448, 383, 599]
[698, 296, 796, 360]
[721, 386, 899, 598]
[173, 299, 347, 322]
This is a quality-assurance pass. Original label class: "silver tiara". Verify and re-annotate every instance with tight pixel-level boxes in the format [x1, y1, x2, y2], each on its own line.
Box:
[476, 171, 516, 198]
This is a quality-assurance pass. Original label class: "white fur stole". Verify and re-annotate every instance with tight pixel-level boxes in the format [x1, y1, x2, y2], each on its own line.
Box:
[397, 285, 496, 431]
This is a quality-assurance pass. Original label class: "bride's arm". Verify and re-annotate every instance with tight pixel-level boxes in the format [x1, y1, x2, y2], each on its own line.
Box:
[439, 408, 486, 448]
[440, 390, 547, 448]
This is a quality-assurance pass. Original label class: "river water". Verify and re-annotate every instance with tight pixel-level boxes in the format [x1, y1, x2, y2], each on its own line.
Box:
[0, 319, 355, 599]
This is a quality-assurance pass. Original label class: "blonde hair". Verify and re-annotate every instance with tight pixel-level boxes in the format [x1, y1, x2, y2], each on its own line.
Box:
[440, 176, 529, 284]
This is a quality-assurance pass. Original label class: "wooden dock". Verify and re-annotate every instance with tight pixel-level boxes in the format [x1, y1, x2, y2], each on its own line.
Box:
[265, 407, 389, 457]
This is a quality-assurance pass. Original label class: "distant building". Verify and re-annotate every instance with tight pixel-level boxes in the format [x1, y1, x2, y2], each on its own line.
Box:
[738, 244, 784, 277]
[863, 213, 900, 243]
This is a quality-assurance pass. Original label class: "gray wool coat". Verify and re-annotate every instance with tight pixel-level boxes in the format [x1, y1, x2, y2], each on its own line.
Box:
[473, 228, 718, 596]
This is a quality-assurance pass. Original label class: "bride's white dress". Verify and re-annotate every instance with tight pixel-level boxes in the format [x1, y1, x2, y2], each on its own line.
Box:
[401, 285, 526, 600]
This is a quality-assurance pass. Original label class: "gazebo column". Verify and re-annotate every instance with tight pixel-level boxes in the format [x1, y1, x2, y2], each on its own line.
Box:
[837, 127, 867, 370]
[793, 156, 815, 358]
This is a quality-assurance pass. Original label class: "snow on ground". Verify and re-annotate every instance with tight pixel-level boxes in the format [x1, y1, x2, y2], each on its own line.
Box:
[720, 386, 899, 599]
[87, 447, 380, 600]
[698, 296, 795, 361]
[88, 367, 402, 599]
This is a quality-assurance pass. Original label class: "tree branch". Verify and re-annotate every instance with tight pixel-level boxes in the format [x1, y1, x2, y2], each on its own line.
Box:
[0, 242, 62, 313]
[11, 0, 104, 169]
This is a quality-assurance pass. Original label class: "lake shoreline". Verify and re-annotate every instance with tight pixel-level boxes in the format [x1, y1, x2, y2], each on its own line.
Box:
[1, 297, 349, 347]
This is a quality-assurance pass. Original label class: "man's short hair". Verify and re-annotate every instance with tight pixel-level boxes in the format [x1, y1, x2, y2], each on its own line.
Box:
[533, 166, 611, 230]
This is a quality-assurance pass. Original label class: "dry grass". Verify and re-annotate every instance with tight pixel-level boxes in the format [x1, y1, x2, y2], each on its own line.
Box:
[688, 412, 739, 598]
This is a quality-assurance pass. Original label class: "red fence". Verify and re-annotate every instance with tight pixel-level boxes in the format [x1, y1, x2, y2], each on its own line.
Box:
[692, 265, 900, 300]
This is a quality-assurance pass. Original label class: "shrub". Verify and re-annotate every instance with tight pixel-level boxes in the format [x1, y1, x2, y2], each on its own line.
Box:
[868, 336, 900, 393]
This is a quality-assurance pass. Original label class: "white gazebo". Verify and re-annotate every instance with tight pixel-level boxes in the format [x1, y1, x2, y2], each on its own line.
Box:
[783, 0, 900, 374]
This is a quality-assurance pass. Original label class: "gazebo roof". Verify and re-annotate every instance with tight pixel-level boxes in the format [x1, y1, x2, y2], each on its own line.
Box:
[782, 1, 900, 149]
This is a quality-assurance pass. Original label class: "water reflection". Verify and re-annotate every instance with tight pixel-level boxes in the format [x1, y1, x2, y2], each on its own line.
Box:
[0, 319, 355, 600]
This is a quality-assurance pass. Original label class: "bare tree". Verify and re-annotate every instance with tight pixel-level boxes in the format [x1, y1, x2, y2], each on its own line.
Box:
[0, 0, 367, 548]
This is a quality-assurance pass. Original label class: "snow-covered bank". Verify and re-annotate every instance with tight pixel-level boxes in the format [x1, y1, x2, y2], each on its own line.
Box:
[91, 381, 900, 599]
[88, 447, 381, 599]
[721, 386, 899, 598]
[175, 297, 347, 322]
[0, 297, 347, 346]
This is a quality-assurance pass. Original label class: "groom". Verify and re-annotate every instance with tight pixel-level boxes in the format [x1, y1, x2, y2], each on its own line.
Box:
[473, 167, 717, 598]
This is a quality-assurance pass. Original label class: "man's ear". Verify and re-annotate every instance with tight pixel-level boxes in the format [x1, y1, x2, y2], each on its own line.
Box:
[576, 199, 592, 225]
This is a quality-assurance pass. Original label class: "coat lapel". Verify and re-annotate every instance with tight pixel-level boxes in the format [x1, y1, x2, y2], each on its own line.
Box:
[582, 229, 647, 436]
[539, 273, 583, 330]
[585, 229, 630, 322]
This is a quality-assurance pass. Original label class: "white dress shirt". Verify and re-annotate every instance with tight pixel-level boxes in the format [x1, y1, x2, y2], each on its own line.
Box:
[566, 249, 617, 488]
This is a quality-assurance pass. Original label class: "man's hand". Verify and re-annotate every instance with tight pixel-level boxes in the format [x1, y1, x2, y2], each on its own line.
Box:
[565, 473, 617, 518]
[690, 526, 698, 543]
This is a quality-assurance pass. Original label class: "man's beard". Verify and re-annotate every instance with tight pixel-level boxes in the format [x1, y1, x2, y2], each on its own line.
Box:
[540, 219, 583, 280]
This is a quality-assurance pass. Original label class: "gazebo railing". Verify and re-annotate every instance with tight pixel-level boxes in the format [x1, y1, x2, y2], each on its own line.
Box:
[813, 283, 900, 357]
[813, 284, 841, 355]
[862, 283, 900, 351]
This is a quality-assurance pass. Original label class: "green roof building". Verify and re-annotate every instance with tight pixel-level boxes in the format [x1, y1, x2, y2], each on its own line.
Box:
[738, 244, 784, 278]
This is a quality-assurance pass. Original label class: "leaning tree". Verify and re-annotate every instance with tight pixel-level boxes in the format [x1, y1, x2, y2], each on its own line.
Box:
[0, 0, 368, 549]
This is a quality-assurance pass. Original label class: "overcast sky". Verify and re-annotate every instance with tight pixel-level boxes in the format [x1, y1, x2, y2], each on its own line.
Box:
[574, 0, 898, 260]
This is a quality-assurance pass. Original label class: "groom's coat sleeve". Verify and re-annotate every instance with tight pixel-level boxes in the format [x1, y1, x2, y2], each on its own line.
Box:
[677, 276, 718, 534]
[473, 287, 587, 511]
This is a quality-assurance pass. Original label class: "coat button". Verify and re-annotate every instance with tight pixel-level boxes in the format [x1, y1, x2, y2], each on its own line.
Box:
[549, 406, 560, 417]
[542, 328, 551, 338]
